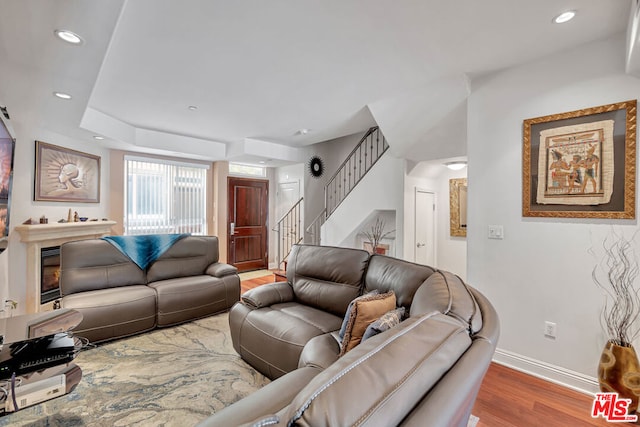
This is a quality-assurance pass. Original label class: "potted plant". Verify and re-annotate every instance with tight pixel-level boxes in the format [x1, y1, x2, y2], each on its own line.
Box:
[593, 230, 640, 413]
[362, 217, 394, 255]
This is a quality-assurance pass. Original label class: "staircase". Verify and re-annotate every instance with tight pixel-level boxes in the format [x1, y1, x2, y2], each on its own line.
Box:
[306, 126, 388, 245]
[274, 197, 303, 270]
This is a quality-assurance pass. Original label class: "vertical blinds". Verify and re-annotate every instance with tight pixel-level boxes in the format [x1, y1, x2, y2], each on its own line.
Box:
[124, 157, 208, 236]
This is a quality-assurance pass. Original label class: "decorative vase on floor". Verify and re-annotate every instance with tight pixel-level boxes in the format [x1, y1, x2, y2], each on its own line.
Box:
[598, 340, 640, 413]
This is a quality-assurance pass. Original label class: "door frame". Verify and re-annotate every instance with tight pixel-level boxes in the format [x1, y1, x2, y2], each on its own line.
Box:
[414, 187, 437, 266]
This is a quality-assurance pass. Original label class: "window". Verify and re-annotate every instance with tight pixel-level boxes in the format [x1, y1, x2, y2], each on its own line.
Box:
[124, 156, 208, 235]
[229, 162, 266, 177]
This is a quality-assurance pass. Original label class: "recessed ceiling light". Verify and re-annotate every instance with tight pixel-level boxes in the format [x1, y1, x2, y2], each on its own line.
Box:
[188, 105, 198, 111]
[93, 136, 105, 140]
[53, 92, 72, 100]
[297, 128, 311, 135]
[444, 161, 467, 171]
[553, 11, 576, 24]
[54, 29, 83, 45]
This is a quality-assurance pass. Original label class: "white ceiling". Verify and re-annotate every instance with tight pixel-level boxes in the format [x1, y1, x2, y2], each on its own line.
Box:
[0, 0, 635, 165]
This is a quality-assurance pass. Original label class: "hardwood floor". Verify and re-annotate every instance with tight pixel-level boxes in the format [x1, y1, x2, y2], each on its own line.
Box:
[240, 272, 276, 294]
[239, 275, 639, 426]
[473, 363, 638, 426]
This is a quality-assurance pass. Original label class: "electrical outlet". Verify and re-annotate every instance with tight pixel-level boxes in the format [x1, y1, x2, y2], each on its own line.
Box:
[544, 321, 557, 339]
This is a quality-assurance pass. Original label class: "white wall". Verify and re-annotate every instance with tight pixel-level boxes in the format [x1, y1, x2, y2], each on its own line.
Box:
[4, 121, 110, 313]
[467, 33, 640, 392]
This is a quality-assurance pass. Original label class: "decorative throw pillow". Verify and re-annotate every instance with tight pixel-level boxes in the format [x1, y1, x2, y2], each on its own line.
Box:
[338, 291, 379, 341]
[361, 307, 406, 342]
[339, 291, 396, 356]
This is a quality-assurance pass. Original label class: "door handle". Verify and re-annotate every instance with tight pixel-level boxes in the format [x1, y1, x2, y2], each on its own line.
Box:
[230, 222, 235, 235]
[416, 242, 425, 248]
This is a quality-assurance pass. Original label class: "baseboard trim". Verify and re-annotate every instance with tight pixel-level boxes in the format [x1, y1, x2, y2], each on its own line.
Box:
[493, 348, 600, 396]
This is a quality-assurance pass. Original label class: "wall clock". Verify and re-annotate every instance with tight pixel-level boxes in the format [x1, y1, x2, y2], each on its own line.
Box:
[308, 156, 324, 178]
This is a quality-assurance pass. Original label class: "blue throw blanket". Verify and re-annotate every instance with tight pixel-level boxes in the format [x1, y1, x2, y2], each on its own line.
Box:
[102, 234, 190, 270]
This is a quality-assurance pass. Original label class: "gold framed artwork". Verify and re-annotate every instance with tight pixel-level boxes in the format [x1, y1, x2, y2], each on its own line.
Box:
[35, 141, 101, 203]
[523, 100, 636, 219]
[450, 178, 467, 237]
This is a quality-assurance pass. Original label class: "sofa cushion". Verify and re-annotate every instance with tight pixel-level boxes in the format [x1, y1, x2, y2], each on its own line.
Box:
[231, 302, 343, 379]
[61, 285, 157, 343]
[362, 306, 405, 341]
[148, 275, 237, 326]
[364, 255, 435, 309]
[284, 312, 472, 427]
[286, 245, 370, 316]
[60, 239, 147, 295]
[410, 270, 483, 334]
[339, 291, 396, 355]
[147, 236, 219, 282]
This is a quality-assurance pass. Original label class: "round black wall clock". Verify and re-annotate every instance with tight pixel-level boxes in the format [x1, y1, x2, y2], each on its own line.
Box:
[308, 156, 324, 178]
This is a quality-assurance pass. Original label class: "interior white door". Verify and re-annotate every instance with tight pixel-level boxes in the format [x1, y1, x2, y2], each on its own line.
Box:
[415, 189, 436, 266]
[276, 181, 300, 219]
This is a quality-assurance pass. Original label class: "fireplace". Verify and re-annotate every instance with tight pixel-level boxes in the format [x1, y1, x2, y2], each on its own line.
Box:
[41, 246, 61, 304]
[14, 220, 116, 313]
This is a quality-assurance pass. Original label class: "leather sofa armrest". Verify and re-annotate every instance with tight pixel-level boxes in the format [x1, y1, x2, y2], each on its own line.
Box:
[241, 282, 294, 309]
[206, 262, 238, 278]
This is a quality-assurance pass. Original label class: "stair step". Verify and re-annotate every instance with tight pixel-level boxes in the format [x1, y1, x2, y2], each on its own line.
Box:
[273, 270, 287, 282]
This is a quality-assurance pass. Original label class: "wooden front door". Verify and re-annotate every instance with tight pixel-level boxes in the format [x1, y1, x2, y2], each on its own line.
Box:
[227, 177, 268, 272]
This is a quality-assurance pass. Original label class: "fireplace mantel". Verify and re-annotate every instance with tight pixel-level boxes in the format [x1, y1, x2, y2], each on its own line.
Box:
[15, 220, 116, 313]
[15, 221, 117, 244]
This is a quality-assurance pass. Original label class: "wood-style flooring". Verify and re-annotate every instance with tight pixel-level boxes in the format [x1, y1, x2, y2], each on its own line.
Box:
[239, 274, 639, 426]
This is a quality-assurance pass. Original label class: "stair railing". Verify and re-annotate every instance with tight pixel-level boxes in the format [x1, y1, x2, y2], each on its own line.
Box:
[305, 208, 326, 246]
[274, 197, 303, 270]
[325, 126, 388, 217]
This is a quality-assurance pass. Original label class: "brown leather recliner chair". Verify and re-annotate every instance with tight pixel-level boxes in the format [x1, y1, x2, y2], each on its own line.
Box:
[199, 244, 499, 427]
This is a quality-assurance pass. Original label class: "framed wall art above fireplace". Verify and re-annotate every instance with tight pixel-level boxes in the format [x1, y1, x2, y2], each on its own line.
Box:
[522, 99, 636, 219]
[35, 141, 101, 203]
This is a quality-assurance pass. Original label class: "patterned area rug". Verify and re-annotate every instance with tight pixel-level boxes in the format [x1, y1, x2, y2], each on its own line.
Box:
[0, 313, 270, 427]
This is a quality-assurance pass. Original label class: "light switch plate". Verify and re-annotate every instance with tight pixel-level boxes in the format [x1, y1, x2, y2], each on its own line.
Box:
[488, 225, 504, 240]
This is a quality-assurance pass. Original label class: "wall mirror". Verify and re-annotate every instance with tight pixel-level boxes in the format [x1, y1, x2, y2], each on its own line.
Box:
[450, 178, 467, 237]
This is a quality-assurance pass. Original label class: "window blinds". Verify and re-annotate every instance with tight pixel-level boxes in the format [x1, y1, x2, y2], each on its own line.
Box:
[124, 157, 208, 236]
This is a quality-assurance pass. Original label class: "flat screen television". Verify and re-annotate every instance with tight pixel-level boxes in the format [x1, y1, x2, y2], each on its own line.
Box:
[0, 109, 16, 254]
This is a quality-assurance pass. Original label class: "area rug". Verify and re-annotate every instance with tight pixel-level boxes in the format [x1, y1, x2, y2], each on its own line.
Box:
[0, 313, 270, 427]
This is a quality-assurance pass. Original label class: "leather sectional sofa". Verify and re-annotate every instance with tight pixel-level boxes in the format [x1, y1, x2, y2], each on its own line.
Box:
[199, 244, 499, 427]
[59, 235, 240, 343]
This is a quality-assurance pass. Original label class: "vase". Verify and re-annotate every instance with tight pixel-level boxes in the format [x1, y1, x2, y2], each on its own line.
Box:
[598, 340, 640, 413]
